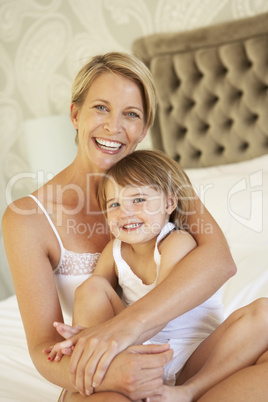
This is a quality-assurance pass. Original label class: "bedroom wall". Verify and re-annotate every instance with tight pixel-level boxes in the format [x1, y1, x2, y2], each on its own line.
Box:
[1, 0, 268, 300]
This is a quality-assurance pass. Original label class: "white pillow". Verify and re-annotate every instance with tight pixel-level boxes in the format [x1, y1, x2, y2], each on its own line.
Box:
[185, 155, 268, 246]
[185, 155, 268, 314]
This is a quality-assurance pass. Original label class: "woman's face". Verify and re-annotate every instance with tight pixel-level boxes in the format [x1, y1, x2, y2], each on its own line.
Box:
[71, 72, 148, 172]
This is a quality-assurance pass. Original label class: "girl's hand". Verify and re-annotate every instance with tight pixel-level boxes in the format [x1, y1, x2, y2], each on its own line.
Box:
[42, 322, 84, 362]
[53, 322, 85, 339]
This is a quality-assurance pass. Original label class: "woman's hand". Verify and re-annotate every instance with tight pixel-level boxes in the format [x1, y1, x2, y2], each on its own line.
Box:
[42, 317, 142, 393]
[93, 344, 173, 400]
[67, 317, 142, 395]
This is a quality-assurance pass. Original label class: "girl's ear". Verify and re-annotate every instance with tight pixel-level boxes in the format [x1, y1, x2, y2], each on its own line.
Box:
[166, 194, 178, 214]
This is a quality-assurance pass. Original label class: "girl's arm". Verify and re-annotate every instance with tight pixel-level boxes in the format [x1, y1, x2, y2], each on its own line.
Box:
[44, 241, 118, 359]
[62, 197, 236, 390]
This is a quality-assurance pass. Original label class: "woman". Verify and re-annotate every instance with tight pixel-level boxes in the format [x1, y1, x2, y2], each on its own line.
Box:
[2, 52, 237, 401]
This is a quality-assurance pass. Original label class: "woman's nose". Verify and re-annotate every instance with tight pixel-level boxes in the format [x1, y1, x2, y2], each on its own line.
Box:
[104, 114, 122, 134]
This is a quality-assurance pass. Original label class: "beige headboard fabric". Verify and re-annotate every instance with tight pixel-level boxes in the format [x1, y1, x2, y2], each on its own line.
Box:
[133, 13, 268, 168]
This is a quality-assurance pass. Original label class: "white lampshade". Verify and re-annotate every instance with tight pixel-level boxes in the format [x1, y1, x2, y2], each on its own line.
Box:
[22, 114, 77, 177]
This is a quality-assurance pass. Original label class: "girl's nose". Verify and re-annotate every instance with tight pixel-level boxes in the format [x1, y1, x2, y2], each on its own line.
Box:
[120, 203, 135, 217]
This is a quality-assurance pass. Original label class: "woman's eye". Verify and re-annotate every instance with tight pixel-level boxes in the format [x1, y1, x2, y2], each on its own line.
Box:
[94, 105, 107, 112]
[126, 111, 140, 118]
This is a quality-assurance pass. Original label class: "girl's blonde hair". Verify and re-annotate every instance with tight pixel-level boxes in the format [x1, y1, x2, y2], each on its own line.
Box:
[72, 52, 157, 143]
[98, 150, 195, 229]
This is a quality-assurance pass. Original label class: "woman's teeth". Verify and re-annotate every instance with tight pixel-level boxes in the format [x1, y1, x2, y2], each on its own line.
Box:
[96, 138, 122, 150]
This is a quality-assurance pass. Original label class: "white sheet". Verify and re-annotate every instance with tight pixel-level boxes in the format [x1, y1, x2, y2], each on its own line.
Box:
[0, 296, 61, 402]
[0, 154, 267, 401]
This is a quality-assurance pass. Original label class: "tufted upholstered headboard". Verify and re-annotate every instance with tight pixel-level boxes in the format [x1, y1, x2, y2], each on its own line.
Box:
[133, 12, 268, 168]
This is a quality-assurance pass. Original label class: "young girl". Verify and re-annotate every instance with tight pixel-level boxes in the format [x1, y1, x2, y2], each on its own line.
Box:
[48, 150, 268, 401]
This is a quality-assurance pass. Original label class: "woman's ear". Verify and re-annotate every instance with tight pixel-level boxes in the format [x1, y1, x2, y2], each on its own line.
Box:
[138, 127, 148, 143]
[166, 194, 178, 215]
[70, 103, 79, 130]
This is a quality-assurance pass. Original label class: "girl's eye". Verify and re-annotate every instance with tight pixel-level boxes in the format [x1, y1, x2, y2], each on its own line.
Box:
[108, 202, 120, 209]
[133, 198, 145, 203]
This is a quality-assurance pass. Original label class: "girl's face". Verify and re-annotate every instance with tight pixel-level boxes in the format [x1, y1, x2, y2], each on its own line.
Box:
[71, 72, 148, 172]
[105, 180, 176, 244]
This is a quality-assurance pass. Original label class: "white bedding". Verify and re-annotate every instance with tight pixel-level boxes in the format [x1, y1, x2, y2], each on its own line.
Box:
[0, 154, 267, 401]
[0, 296, 61, 401]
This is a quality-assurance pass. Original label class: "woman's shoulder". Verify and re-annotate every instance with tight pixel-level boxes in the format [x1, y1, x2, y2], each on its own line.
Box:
[3, 195, 37, 222]
[2, 194, 50, 243]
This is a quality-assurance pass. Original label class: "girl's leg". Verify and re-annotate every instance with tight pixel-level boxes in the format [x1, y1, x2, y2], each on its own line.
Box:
[72, 276, 125, 328]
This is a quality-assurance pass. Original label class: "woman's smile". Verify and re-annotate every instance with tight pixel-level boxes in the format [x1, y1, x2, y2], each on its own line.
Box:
[72, 72, 148, 171]
[93, 137, 124, 153]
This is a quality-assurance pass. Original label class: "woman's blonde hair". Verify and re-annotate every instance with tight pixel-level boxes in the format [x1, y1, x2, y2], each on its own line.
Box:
[98, 150, 195, 229]
[72, 52, 157, 143]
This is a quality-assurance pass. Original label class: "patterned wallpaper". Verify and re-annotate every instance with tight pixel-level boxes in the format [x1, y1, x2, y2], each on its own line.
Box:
[1, 0, 268, 299]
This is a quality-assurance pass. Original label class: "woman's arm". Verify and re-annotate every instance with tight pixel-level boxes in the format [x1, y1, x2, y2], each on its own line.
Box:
[2, 199, 171, 398]
[2, 198, 77, 390]
[61, 198, 236, 390]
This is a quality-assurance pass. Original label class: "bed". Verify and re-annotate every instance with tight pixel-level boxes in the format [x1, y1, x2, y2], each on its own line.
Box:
[1, 12, 268, 401]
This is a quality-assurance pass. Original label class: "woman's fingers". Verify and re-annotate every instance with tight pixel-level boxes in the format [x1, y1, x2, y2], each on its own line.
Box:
[69, 337, 95, 394]
[69, 337, 121, 395]
[91, 339, 119, 387]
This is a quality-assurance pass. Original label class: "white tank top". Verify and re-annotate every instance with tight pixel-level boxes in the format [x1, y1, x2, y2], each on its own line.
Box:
[28, 195, 100, 322]
[113, 222, 224, 344]
[113, 222, 175, 306]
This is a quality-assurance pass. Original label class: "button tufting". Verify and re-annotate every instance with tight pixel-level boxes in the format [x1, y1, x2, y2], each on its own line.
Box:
[225, 119, 233, 128]
[251, 113, 258, 122]
[194, 149, 202, 159]
[201, 123, 210, 133]
[240, 142, 249, 151]
[217, 145, 225, 154]
[178, 127, 187, 138]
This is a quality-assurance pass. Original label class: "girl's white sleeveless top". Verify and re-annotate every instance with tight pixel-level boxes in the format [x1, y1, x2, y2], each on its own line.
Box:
[28, 195, 100, 322]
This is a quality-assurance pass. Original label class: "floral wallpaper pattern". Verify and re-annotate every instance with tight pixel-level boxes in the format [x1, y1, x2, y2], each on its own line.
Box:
[0, 0, 267, 299]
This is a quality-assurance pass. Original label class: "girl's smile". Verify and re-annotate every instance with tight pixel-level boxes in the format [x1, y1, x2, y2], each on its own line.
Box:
[105, 182, 176, 244]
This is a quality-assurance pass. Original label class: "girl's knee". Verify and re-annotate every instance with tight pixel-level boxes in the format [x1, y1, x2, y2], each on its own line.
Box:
[75, 276, 111, 301]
